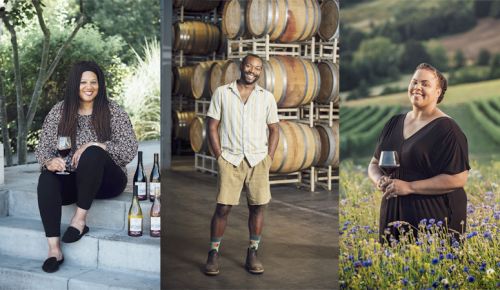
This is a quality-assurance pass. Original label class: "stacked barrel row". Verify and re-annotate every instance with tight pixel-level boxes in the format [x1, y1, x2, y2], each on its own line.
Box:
[188, 0, 340, 176]
[171, 1, 224, 144]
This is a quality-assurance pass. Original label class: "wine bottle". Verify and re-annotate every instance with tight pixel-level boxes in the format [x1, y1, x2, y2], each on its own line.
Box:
[149, 153, 161, 202]
[150, 191, 161, 238]
[133, 151, 147, 201]
[128, 185, 143, 237]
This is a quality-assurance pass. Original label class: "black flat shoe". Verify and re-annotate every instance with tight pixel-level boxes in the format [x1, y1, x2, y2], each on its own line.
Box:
[62, 225, 89, 243]
[42, 257, 64, 273]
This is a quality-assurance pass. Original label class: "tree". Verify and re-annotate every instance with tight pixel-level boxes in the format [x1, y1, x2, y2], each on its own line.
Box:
[83, 0, 160, 59]
[0, 69, 13, 166]
[489, 53, 500, 79]
[476, 49, 491, 66]
[453, 50, 466, 69]
[425, 41, 449, 71]
[0, 0, 85, 164]
[474, 0, 493, 18]
[399, 40, 431, 73]
[352, 37, 401, 83]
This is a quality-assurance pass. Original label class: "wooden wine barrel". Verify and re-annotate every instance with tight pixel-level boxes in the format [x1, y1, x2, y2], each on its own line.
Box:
[315, 122, 339, 168]
[258, 56, 320, 108]
[221, 60, 241, 86]
[318, 0, 339, 41]
[316, 61, 339, 105]
[246, 0, 320, 43]
[222, 0, 248, 39]
[189, 116, 213, 154]
[270, 121, 321, 173]
[173, 66, 195, 97]
[173, 111, 196, 141]
[173, 0, 221, 12]
[173, 21, 221, 55]
[209, 60, 241, 94]
[192, 61, 225, 99]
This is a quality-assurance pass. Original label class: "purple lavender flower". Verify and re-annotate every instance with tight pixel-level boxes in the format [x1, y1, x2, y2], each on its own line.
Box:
[437, 220, 443, 227]
[362, 259, 372, 267]
[429, 218, 436, 224]
[446, 253, 454, 260]
[466, 231, 478, 239]
[432, 258, 439, 265]
[467, 275, 475, 283]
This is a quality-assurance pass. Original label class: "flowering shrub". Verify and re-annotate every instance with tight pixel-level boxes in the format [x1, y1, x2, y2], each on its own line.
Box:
[339, 161, 500, 289]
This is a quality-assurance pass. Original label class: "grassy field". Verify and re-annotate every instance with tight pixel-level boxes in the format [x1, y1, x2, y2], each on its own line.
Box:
[341, 0, 440, 32]
[341, 80, 500, 163]
[339, 161, 500, 289]
[344, 78, 500, 107]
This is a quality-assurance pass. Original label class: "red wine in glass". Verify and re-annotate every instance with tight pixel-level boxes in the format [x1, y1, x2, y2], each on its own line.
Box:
[379, 151, 400, 177]
[56, 136, 71, 175]
[58, 148, 71, 158]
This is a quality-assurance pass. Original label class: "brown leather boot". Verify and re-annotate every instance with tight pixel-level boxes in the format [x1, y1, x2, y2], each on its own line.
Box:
[245, 248, 264, 274]
[204, 250, 220, 275]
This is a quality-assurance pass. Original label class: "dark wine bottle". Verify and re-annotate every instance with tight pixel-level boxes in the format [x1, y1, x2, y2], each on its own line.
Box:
[149, 153, 161, 202]
[128, 185, 143, 237]
[133, 151, 148, 201]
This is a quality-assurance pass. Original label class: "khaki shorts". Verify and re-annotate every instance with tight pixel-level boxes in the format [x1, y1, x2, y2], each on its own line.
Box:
[216, 155, 272, 205]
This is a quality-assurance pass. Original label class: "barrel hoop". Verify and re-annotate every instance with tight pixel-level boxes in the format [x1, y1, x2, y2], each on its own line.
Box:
[276, 125, 288, 172]
[296, 123, 309, 170]
[317, 123, 335, 166]
[275, 0, 289, 40]
[276, 57, 288, 106]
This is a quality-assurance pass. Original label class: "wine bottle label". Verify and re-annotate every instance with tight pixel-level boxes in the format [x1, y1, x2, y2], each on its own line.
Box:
[150, 182, 161, 197]
[129, 217, 142, 233]
[135, 182, 146, 198]
[151, 217, 161, 231]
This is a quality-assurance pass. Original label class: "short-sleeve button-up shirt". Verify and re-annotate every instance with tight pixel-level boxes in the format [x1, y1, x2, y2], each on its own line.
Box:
[207, 80, 279, 167]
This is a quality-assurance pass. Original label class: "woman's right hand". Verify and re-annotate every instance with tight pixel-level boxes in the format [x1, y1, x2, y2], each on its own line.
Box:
[44, 157, 66, 172]
[377, 175, 391, 191]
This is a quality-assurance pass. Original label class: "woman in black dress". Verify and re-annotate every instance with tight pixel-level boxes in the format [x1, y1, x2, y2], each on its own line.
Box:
[368, 63, 470, 242]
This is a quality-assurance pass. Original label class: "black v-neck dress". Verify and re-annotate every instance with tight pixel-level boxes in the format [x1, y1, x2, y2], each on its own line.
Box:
[373, 113, 470, 241]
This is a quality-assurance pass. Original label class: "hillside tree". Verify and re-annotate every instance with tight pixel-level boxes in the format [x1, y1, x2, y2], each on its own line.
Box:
[0, 0, 85, 164]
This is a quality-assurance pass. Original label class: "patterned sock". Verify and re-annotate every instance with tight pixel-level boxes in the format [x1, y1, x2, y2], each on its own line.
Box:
[210, 237, 222, 252]
[249, 235, 261, 250]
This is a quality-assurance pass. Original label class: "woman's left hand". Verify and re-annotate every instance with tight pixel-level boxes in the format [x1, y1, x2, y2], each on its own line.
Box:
[71, 142, 104, 168]
[383, 179, 413, 199]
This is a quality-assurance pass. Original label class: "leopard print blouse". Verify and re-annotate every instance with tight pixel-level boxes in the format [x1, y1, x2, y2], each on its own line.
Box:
[35, 100, 138, 174]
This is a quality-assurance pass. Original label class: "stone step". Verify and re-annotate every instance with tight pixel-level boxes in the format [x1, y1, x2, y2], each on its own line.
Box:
[8, 188, 156, 231]
[0, 254, 159, 290]
[0, 217, 160, 274]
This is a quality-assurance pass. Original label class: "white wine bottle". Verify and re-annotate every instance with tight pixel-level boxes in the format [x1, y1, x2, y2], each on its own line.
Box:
[128, 185, 143, 237]
[149, 153, 161, 202]
[133, 151, 147, 201]
[150, 190, 161, 238]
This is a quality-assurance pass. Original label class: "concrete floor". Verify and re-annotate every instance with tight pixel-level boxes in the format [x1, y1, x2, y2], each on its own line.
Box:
[161, 156, 339, 290]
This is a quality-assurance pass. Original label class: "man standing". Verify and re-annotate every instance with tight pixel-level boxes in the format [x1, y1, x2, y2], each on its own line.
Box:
[204, 53, 279, 275]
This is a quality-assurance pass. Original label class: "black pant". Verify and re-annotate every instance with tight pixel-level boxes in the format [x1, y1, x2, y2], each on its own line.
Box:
[37, 146, 127, 237]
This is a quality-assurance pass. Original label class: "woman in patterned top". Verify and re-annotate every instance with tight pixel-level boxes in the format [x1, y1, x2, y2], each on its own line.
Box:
[35, 61, 138, 273]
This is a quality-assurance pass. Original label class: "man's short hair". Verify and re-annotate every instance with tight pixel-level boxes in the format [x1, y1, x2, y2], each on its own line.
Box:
[242, 53, 263, 66]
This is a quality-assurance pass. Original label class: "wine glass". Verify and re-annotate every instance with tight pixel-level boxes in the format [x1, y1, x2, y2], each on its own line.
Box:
[379, 151, 400, 177]
[56, 136, 72, 175]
